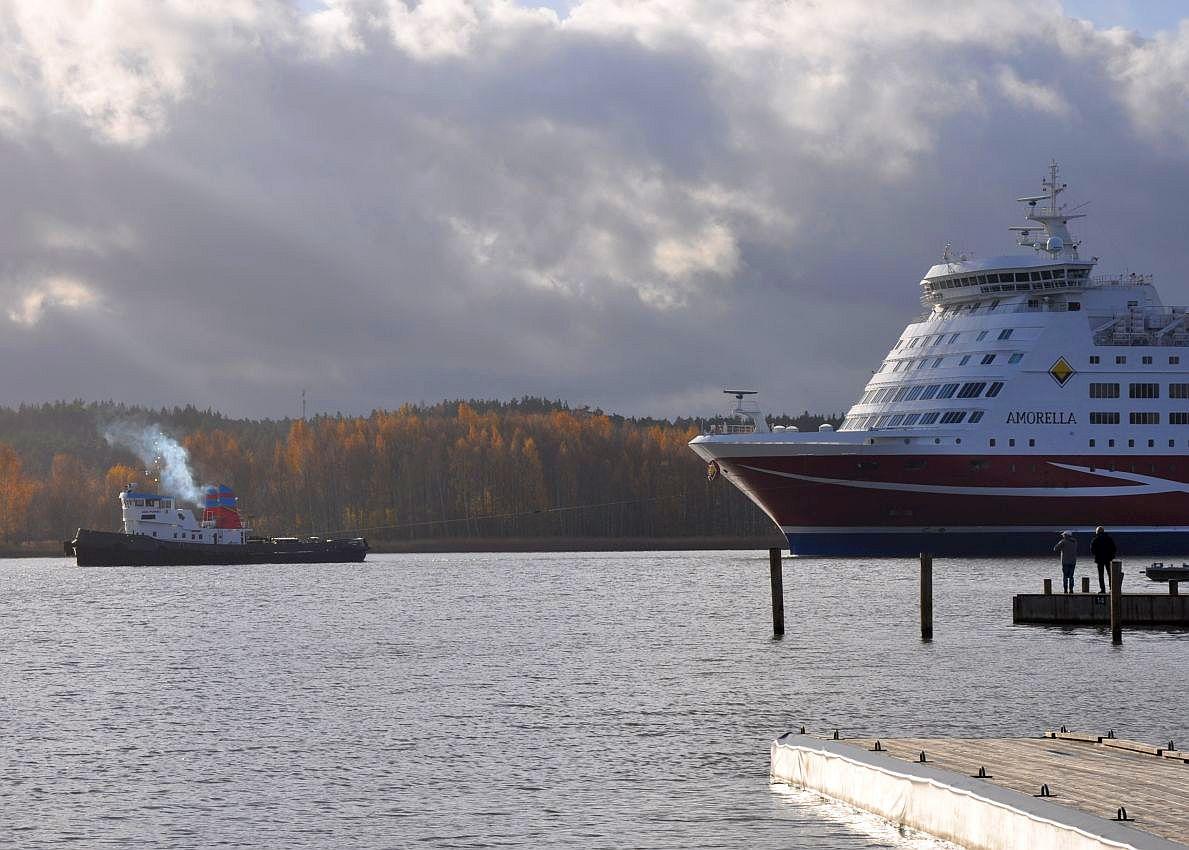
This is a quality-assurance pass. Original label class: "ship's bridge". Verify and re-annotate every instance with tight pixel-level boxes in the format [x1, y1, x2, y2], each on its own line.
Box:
[920, 160, 1129, 308]
[920, 254, 1096, 307]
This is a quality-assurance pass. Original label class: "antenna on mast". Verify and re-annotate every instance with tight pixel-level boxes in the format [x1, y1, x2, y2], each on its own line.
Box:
[301, 388, 307, 421]
[1011, 160, 1084, 259]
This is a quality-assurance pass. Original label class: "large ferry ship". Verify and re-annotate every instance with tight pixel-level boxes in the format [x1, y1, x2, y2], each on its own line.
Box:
[71, 484, 368, 566]
[690, 163, 1189, 556]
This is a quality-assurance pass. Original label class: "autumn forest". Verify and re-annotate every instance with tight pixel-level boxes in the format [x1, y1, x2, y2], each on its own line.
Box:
[0, 400, 839, 550]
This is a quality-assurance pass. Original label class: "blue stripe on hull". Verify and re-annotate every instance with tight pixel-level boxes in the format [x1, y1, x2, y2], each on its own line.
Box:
[785, 530, 1189, 558]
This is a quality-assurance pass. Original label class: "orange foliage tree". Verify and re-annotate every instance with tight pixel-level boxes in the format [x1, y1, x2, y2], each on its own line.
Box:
[0, 443, 37, 542]
[0, 399, 815, 543]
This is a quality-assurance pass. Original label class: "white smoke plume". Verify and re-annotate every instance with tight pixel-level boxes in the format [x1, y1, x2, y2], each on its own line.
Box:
[103, 422, 204, 504]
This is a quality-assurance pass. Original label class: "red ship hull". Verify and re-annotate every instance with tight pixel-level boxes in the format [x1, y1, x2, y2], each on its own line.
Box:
[717, 453, 1189, 556]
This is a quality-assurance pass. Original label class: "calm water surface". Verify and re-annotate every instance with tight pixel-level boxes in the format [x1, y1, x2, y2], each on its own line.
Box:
[1, 552, 1186, 848]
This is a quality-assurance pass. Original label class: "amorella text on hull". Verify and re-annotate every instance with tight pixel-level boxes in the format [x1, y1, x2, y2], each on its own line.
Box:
[691, 163, 1189, 557]
[1005, 411, 1076, 425]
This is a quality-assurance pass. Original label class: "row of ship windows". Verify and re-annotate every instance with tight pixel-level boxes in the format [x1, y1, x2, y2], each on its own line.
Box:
[843, 410, 1189, 431]
[925, 267, 1090, 292]
[1088, 439, 1185, 448]
[1089, 355, 1182, 366]
[936, 298, 1079, 317]
[881, 352, 1024, 372]
[896, 328, 1015, 350]
[987, 439, 1189, 449]
[871, 376, 1189, 407]
[1087, 412, 1189, 424]
[860, 381, 1005, 405]
[141, 531, 225, 541]
[892, 348, 1186, 371]
[1087, 382, 1189, 398]
[841, 410, 986, 430]
[131, 498, 174, 509]
[986, 438, 1184, 449]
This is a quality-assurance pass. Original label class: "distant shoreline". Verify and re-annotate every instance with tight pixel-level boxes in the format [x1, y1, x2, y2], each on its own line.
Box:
[367, 535, 786, 553]
[5, 535, 785, 560]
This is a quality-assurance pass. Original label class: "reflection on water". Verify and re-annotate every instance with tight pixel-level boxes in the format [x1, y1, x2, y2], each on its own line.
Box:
[0, 552, 1184, 848]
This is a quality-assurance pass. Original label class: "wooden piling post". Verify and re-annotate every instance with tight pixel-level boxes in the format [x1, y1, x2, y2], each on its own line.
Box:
[1081, 576, 1090, 594]
[1110, 560, 1123, 645]
[920, 553, 933, 641]
[1170, 580, 1179, 596]
[769, 547, 785, 636]
[1043, 578, 1052, 595]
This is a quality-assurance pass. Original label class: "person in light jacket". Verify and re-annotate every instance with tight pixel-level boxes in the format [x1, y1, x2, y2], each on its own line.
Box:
[1053, 531, 1077, 593]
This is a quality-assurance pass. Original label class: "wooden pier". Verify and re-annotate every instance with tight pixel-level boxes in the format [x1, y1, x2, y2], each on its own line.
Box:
[852, 735, 1189, 844]
[772, 731, 1189, 850]
[1013, 590, 1189, 626]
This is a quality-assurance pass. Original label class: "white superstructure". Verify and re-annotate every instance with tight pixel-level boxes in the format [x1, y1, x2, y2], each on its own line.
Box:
[689, 163, 1189, 556]
[836, 162, 1185, 454]
[119, 488, 249, 545]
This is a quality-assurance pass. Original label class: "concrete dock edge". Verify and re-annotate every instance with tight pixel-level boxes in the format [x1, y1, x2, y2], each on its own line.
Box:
[771, 734, 1188, 850]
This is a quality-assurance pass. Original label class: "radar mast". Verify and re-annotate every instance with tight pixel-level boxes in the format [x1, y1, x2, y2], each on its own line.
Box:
[1009, 160, 1084, 260]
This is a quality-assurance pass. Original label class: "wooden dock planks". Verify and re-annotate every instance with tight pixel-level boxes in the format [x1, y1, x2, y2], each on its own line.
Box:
[851, 736, 1189, 845]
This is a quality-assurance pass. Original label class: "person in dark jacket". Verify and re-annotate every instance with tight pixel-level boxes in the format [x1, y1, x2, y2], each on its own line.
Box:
[1090, 526, 1117, 593]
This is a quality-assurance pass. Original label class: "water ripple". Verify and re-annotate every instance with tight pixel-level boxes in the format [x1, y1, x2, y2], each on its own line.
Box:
[0, 553, 1184, 848]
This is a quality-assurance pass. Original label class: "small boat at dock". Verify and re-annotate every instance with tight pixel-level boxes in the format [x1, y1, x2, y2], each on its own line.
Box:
[1144, 562, 1189, 582]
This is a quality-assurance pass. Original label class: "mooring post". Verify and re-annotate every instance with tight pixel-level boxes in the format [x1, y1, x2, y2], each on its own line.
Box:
[769, 547, 785, 637]
[1110, 559, 1123, 645]
[920, 553, 933, 641]
[1043, 578, 1052, 595]
[1081, 576, 1090, 594]
[1171, 580, 1180, 597]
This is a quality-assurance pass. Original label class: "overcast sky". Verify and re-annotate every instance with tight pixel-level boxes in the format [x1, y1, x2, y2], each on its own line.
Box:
[2, 0, 1189, 419]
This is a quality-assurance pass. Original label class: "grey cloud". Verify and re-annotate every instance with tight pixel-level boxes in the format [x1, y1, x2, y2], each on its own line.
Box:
[1, 1, 1188, 419]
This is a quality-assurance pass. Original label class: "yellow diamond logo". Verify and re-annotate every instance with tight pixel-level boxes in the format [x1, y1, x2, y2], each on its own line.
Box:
[1049, 356, 1075, 387]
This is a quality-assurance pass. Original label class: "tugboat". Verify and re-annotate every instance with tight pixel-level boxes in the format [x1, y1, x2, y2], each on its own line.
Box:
[71, 485, 368, 566]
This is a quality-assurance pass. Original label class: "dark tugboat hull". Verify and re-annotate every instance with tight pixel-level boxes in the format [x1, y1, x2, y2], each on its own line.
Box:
[71, 529, 368, 567]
